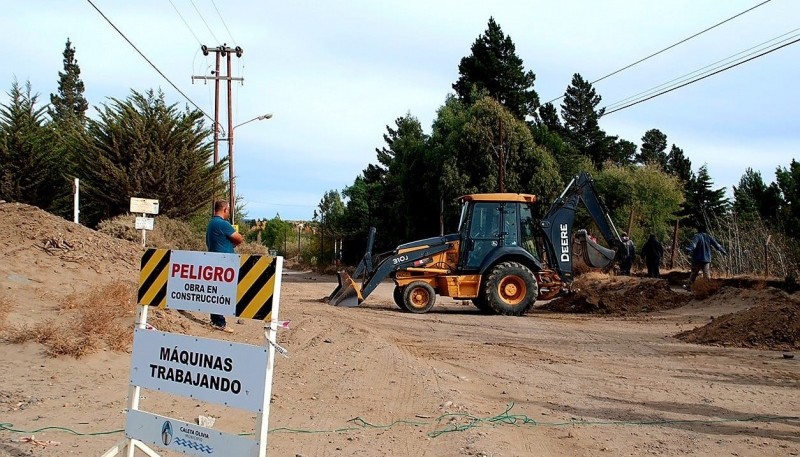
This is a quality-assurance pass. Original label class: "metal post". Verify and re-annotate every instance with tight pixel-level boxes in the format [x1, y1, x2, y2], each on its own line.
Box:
[73, 178, 79, 224]
[141, 213, 147, 247]
[227, 48, 235, 225]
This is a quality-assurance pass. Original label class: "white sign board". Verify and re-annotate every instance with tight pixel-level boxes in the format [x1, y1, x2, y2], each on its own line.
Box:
[166, 250, 239, 316]
[129, 329, 269, 412]
[130, 197, 160, 215]
[135, 216, 155, 231]
[126, 409, 258, 457]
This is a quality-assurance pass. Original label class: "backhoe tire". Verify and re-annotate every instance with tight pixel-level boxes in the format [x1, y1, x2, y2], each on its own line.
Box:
[471, 296, 492, 314]
[402, 281, 436, 314]
[483, 261, 538, 316]
[393, 286, 407, 310]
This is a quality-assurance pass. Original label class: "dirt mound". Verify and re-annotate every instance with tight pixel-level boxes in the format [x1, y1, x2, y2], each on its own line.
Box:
[675, 291, 800, 351]
[541, 272, 690, 315]
[0, 202, 142, 281]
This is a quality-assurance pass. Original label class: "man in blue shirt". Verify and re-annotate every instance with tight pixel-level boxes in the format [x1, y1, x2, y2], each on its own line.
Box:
[206, 200, 243, 332]
[685, 225, 726, 288]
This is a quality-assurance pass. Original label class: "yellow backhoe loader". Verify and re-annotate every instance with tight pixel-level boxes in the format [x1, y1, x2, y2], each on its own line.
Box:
[328, 172, 624, 315]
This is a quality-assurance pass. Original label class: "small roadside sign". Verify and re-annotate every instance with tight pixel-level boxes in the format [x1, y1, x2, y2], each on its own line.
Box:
[129, 329, 269, 412]
[130, 197, 160, 215]
[125, 409, 258, 457]
[135, 216, 154, 231]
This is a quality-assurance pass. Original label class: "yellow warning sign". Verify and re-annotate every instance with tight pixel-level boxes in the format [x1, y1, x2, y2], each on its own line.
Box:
[137, 249, 277, 321]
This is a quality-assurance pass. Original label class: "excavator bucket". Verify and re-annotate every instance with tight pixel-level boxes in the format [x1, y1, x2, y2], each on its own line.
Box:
[328, 227, 376, 307]
[328, 271, 363, 307]
[575, 229, 617, 269]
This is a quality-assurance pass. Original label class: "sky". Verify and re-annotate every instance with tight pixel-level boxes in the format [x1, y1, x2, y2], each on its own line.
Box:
[3, 0, 798, 221]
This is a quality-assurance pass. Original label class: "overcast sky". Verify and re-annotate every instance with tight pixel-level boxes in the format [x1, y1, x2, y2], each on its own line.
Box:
[3, 1, 798, 221]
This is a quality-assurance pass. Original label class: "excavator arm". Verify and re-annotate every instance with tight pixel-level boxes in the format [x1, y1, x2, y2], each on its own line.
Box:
[328, 227, 453, 307]
[539, 172, 624, 284]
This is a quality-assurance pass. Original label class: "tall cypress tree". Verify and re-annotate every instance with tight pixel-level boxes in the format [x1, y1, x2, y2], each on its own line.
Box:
[49, 39, 88, 127]
[47, 39, 90, 219]
[452, 17, 539, 119]
[76, 89, 226, 226]
[560, 73, 608, 167]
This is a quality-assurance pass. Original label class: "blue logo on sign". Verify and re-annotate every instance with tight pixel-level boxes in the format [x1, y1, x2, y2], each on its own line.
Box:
[161, 421, 173, 446]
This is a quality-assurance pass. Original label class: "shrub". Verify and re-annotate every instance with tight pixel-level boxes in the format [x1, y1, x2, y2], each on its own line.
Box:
[98, 214, 206, 250]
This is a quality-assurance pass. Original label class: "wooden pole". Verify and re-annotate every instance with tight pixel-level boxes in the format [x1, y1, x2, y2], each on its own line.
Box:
[765, 234, 772, 278]
[669, 219, 680, 270]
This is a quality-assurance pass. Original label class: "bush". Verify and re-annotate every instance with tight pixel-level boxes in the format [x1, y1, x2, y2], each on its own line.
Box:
[98, 214, 206, 250]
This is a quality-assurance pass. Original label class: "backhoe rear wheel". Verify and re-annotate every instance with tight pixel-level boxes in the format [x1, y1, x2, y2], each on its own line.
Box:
[483, 261, 538, 316]
[393, 286, 407, 310]
[402, 281, 436, 314]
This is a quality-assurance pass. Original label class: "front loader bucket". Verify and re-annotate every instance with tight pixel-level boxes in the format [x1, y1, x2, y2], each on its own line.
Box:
[328, 271, 364, 307]
[575, 229, 617, 269]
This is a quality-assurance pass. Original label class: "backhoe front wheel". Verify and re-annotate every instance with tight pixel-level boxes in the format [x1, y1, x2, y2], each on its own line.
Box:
[483, 262, 538, 316]
[393, 286, 407, 311]
[402, 281, 436, 314]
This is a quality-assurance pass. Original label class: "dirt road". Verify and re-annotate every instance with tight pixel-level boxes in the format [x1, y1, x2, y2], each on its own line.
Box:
[0, 210, 798, 457]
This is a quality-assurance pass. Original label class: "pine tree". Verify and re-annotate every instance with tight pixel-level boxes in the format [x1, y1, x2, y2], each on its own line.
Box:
[0, 80, 59, 208]
[560, 73, 608, 167]
[75, 89, 226, 226]
[49, 39, 88, 127]
[537, 102, 562, 134]
[452, 17, 539, 119]
[681, 164, 729, 229]
[666, 145, 692, 183]
[732, 168, 781, 224]
[776, 160, 800, 237]
[637, 129, 668, 168]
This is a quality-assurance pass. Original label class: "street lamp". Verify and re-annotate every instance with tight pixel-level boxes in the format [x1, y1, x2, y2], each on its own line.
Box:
[227, 113, 273, 225]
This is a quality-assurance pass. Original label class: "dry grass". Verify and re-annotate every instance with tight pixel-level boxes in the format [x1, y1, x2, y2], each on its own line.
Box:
[0, 295, 12, 327]
[1, 281, 136, 358]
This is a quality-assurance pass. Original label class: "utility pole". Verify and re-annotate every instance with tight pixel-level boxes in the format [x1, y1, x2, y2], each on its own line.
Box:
[192, 44, 243, 222]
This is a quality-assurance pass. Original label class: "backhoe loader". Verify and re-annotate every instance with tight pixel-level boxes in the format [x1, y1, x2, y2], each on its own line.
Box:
[328, 172, 625, 316]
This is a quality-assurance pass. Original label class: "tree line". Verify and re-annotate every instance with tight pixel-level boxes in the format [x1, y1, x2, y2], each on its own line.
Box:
[1, 26, 798, 277]
[313, 18, 799, 275]
[0, 39, 226, 228]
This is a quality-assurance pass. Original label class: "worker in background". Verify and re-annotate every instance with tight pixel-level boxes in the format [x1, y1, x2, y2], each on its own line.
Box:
[619, 232, 635, 275]
[685, 225, 727, 288]
[641, 234, 664, 278]
[205, 200, 243, 332]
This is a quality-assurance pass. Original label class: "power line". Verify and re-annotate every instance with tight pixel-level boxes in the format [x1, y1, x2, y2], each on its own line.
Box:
[603, 28, 800, 112]
[84, 0, 217, 126]
[168, 0, 202, 45]
[211, 0, 238, 47]
[190, 0, 221, 44]
[543, 0, 773, 106]
[601, 35, 800, 116]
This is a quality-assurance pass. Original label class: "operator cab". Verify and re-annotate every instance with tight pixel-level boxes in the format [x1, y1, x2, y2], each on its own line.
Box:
[457, 193, 540, 270]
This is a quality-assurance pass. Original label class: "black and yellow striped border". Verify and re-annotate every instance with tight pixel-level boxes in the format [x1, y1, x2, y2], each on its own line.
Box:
[138, 249, 170, 308]
[137, 249, 277, 321]
[236, 254, 277, 321]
